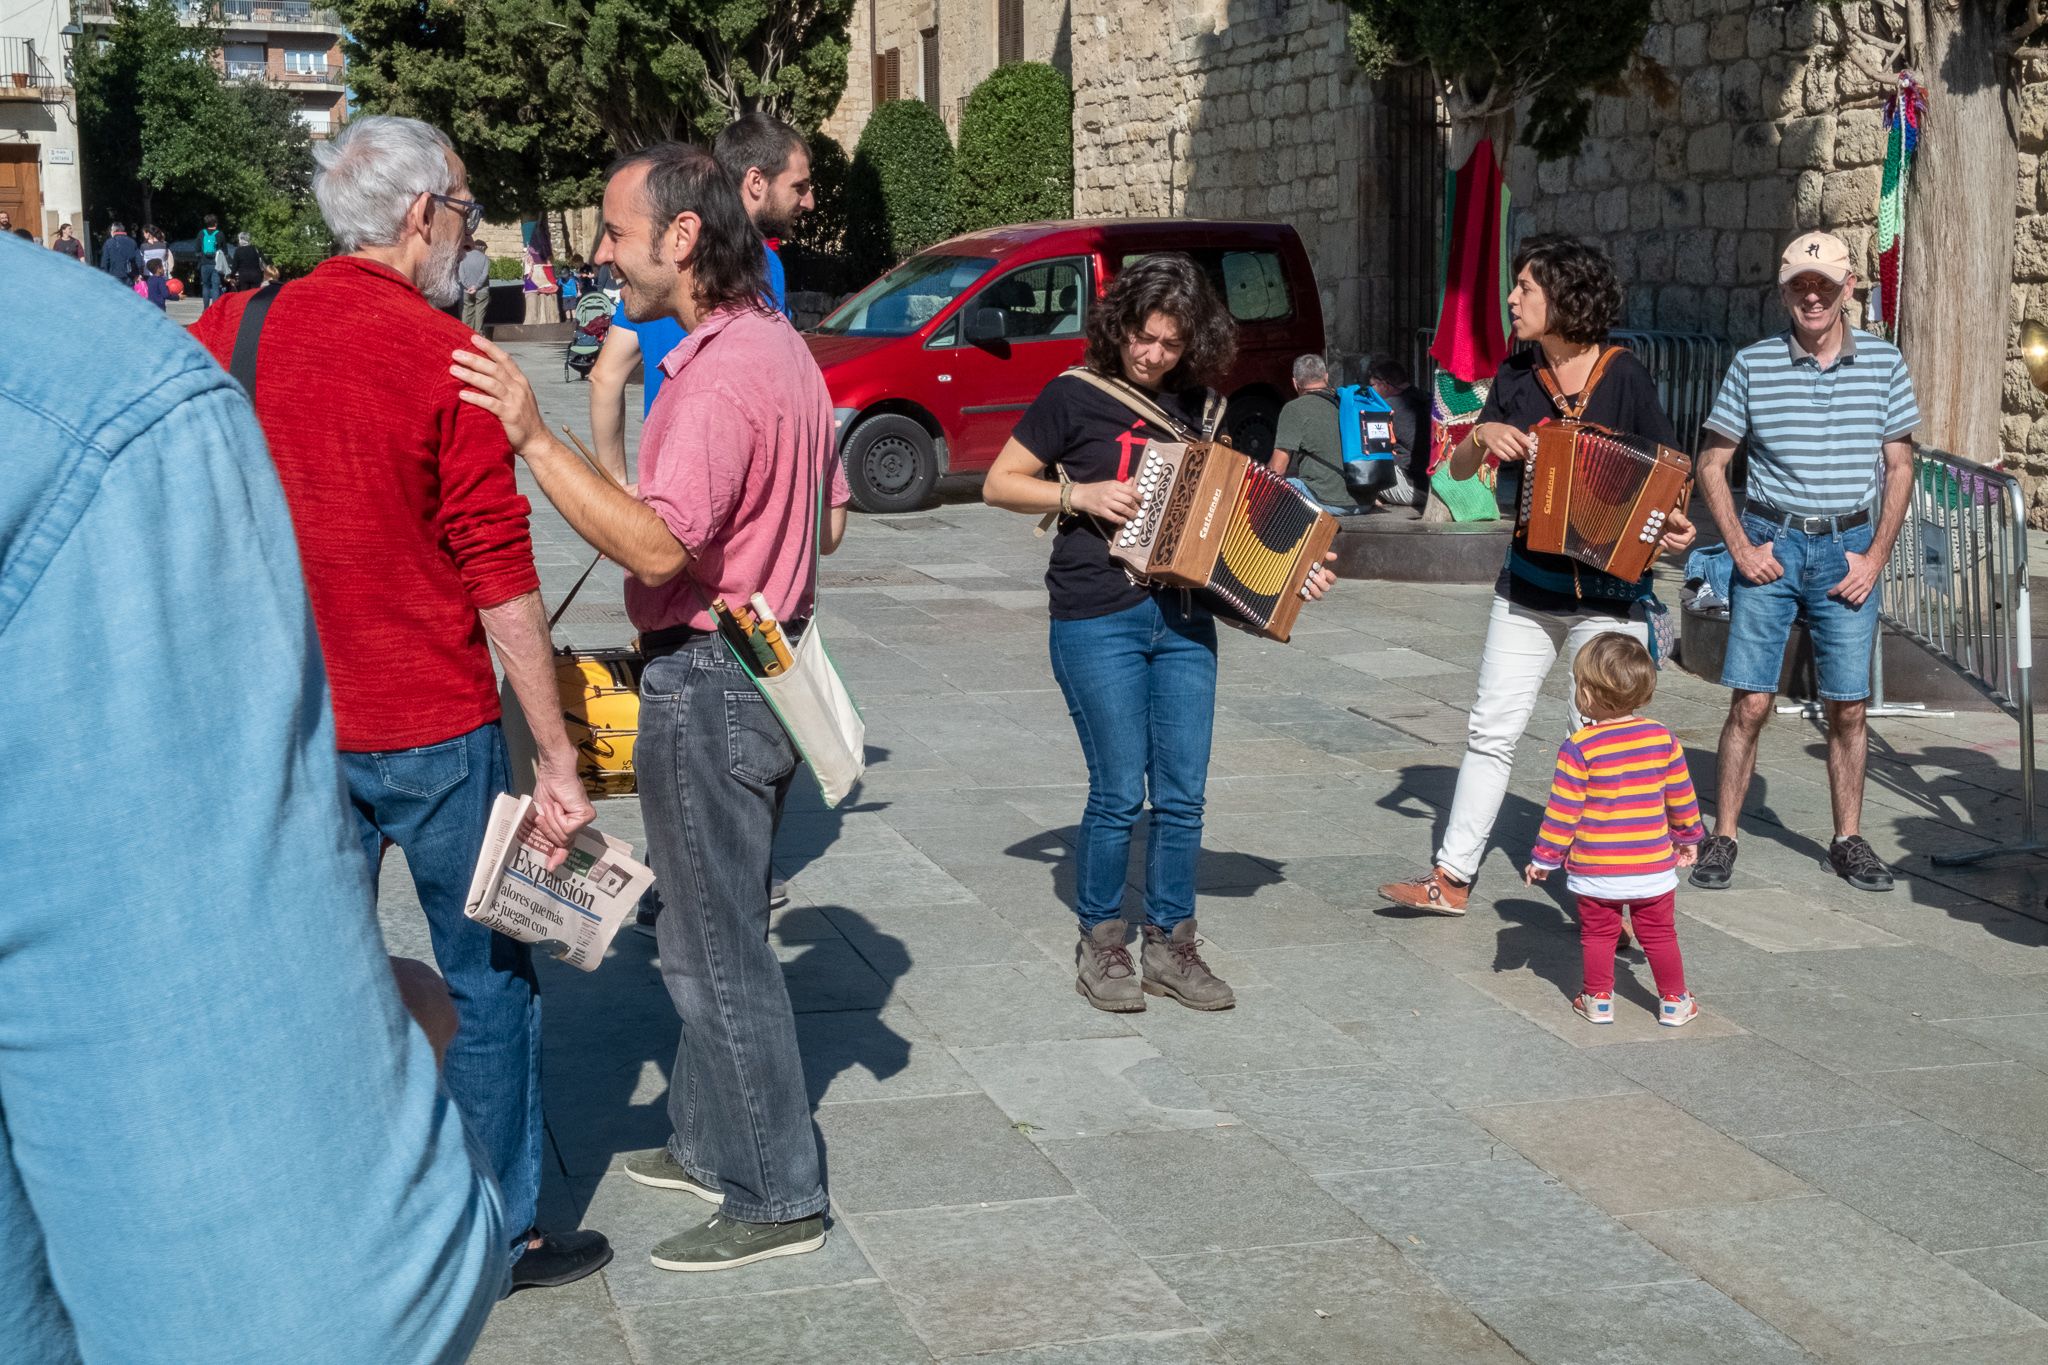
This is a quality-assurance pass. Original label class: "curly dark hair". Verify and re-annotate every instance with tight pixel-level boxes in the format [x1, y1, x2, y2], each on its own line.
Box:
[1084, 253, 1237, 391]
[1512, 235, 1623, 344]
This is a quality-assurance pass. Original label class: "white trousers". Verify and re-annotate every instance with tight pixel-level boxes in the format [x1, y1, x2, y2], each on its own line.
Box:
[1434, 593, 1647, 882]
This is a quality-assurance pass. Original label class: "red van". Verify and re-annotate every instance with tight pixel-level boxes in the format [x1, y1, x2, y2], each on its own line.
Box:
[805, 219, 1325, 512]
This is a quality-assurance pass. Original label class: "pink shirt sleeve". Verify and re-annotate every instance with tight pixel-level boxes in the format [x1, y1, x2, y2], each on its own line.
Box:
[642, 390, 754, 553]
[828, 450, 851, 508]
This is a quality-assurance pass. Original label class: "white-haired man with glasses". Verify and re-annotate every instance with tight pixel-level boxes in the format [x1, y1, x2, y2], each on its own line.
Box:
[190, 114, 611, 1292]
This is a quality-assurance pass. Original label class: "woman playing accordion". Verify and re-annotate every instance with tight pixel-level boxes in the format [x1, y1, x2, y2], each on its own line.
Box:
[1379, 235, 1695, 915]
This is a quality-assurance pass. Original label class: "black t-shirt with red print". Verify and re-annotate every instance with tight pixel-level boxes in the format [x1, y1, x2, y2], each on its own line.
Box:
[1010, 374, 1210, 621]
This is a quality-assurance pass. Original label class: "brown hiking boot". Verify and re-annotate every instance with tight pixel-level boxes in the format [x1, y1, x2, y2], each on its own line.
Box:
[1076, 919, 1144, 1013]
[1141, 921, 1236, 1011]
[1378, 866, 1470, 915]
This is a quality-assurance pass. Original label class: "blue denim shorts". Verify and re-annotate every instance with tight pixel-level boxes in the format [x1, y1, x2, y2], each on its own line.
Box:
[1721, 510, 1879, 702]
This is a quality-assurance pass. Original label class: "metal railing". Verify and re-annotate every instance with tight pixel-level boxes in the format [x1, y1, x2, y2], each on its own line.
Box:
[216, 0, 342, 27]
[1412, 327, 1734, 453]
[224, 59, 268, 79]
[0, 38, 57, 96]
[1876, 449, 2041, 864]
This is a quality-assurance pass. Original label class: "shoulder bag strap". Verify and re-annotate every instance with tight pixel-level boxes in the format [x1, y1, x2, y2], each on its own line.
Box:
[1534, 345, 1623, 421]
[228, 281, 285, 399]
[1058, 366, 1202, 441]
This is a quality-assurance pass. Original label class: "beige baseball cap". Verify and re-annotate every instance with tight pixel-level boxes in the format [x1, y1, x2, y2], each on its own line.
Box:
[1779, 231, 1853, 284]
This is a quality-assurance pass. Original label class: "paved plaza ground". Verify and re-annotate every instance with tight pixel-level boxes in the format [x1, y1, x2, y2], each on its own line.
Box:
[378, 346, 2048, 1363]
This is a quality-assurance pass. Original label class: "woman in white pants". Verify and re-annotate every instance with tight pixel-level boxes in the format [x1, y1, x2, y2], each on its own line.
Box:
[1379, 237, 1695, 914]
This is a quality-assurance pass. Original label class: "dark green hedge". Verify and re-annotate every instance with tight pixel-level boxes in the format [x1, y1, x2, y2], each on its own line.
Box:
[845, 99, 956, 278]
[954, 62, 1074, 234]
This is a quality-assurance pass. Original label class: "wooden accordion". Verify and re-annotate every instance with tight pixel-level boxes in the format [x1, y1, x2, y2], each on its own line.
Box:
[1518, 421, 1693, 584]
[1109, 439, 1337, 642]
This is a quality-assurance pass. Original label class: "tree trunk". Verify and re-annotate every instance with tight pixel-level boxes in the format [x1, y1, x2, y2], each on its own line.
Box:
[1896, 1, 2015, 463]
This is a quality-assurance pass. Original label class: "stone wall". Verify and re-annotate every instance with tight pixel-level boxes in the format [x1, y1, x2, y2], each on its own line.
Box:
[1070, 0, 1375, 360]
[1500, 0, 2048, 510]
[825, 0, 1074, 149]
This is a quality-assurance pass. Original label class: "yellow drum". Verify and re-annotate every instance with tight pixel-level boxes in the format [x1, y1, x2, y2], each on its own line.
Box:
[556, 647, 643, 797]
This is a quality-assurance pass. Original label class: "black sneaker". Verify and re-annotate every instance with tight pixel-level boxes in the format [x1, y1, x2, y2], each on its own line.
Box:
[1828, 835, 1895, 892]
[1690, 834, 1738, 890]
[508, 1226, 613, 1292]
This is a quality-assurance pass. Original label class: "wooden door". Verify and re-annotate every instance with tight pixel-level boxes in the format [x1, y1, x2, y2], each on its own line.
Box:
[0, 148, 42, 236]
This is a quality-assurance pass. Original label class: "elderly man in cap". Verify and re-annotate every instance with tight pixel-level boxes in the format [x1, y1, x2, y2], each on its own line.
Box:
[1690, 230, 1919, 894]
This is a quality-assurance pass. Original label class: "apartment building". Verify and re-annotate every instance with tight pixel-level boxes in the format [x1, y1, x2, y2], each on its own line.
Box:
[0, 0, 85, 239]
[82, 0, 348, 137]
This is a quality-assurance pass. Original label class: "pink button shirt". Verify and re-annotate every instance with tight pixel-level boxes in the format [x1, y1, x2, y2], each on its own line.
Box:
[626, 304, 851, 633]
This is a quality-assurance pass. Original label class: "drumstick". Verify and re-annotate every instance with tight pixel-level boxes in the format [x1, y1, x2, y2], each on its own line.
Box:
[560, 426, 629, 492]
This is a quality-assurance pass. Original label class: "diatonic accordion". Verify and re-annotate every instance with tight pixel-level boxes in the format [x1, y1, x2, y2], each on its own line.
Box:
[1109, 439, 1337, 642]
[1519, 421, 1693, 584]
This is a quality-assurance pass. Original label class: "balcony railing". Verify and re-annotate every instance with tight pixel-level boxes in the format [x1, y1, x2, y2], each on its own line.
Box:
[0, 38, 60, 100]
[79, 0, 344, 29]
[275, 65, 335, 84]
[224, 59, 268, 79]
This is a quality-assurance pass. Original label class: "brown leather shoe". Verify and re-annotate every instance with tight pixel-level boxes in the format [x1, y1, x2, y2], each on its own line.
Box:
[1075, 919, 1145, 1013]
[1378, 866, 1469, 915]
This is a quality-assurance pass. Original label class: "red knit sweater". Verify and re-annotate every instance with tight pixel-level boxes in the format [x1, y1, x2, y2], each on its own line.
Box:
[192, 257, 538, 752]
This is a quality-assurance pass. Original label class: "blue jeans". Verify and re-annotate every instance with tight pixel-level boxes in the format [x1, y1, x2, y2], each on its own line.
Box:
[198, 259, 221, 307]
[340, 722, 543, 1251]
[1049, 594, 1219, 930]
[638, 638, 826, 1224]
[1722, 511, 1880, 701]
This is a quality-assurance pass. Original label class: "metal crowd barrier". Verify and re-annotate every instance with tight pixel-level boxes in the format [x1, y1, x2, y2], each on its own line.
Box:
[1877, 449, 2041, 864]
[1410, 328, 1734, 453]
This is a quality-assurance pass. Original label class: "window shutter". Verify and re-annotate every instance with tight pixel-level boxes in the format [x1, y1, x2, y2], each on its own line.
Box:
[921, 27, 940, 105]
[998, 0, 1023, 65]
[873, 47, 901, 106]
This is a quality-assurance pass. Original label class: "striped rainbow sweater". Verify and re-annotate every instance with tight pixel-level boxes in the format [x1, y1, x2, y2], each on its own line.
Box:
[1530, 718, 1705, 878]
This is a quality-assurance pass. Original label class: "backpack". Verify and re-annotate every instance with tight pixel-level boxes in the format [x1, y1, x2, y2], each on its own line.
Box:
[1300, 385, 1397, 499]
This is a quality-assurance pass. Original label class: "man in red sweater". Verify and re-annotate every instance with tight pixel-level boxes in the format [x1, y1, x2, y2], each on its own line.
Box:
[190, 114, 610, 1292]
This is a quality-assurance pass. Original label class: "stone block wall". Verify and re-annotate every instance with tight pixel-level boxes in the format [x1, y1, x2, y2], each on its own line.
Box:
[1070, 0, 1374, 359]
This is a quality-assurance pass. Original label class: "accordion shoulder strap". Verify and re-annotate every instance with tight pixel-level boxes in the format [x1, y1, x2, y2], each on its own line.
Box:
[1058, 366, 1221, 441]
[1535, 345, 1624, 421]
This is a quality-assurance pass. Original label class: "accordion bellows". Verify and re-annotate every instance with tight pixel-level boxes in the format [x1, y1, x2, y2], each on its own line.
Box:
[1519, 421, 1694, 584]
[1110, 440, 1337, 642]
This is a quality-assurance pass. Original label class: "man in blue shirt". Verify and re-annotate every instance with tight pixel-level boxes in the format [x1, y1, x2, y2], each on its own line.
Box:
[586, 114, 811, 482]
[0, 236, 504, 1357]
[97, 219, 141, 284]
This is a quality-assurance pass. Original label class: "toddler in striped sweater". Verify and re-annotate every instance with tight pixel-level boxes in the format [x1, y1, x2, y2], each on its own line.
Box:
[1525, 634, 1706, 1027]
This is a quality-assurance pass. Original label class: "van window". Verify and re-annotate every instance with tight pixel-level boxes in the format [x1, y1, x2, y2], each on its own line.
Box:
[1120, 249, 1294, 323]
[817, 254, 995, 336]
[954, 257, 1088, 343]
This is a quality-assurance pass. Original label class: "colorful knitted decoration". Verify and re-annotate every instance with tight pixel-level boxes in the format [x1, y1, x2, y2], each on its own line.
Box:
[1422, 140, 1511, 522]
[1427, 370, 1501, 522]
[1873, 72, 1925, 340]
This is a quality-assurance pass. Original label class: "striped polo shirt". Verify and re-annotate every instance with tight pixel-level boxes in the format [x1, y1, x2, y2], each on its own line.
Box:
[1703, 326, 1919, 517]
[1530, 718, 1705, 891]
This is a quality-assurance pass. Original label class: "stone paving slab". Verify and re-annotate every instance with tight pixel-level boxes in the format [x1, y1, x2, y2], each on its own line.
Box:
[409, 349, 2048, 1362]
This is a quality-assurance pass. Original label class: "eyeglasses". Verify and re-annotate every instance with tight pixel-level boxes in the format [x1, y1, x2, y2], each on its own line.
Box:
[428, 193, 486, 234]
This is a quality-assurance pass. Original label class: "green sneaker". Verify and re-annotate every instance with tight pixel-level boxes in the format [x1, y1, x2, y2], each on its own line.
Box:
[649, 1212, 826, 1273]
[622, 1149, 721, 1203]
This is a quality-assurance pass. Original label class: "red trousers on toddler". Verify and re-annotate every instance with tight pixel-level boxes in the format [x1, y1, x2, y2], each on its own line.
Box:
[1579, 890, 1685, 997]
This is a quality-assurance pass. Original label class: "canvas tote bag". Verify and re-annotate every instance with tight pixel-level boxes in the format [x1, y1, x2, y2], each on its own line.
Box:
[715, 478, 865, 807]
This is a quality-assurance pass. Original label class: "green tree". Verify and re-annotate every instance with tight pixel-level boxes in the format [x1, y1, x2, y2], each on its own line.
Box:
[343, 0, 855, 217]
[1344, 0, 1654, 158]
[74, 0, 322, 257]
[954, 62, 1073, 233]
[845, 99, 955, 278]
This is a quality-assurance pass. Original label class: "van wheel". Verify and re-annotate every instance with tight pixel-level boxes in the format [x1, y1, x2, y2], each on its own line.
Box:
[843, 414, 939, 513]
[1223, 391, 1282, 463]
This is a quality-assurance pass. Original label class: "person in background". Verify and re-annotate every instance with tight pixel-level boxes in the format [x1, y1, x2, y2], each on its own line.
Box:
[1269, 353, 1364, 514]
[188, 114, 611, 1292]
[49, 222, 84, 260]
[983, 255, 1338, 1015]
[521, 224, 560, 324]
[0, 231, 505, 1364]
[560, 254, 584, 306]
[453, 140, 851, 1275]
[137, 257, 169, 310]
[0, 210, 9, 232]
[99, 220, 142, 285]
[197, 212, 224, 308]
[139, 224, 173, 280]
[9, 227, 29, 241]
[1689, 231, 1918, 895]
[1368, 356, 1433, 509]
[230, 230, 265, 290]
[459, 237, 491, 334]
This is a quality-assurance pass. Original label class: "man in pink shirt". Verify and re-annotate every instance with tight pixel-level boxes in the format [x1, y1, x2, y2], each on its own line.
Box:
[455, 142, 848, 1273]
